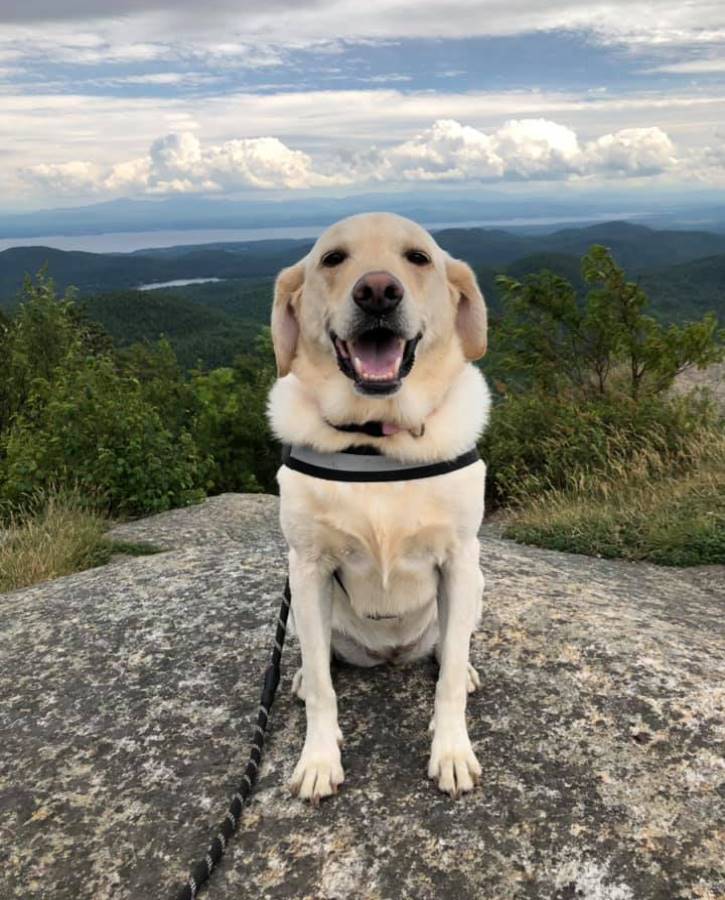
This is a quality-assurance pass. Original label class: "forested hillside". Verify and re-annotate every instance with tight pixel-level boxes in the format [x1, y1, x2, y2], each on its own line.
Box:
[1, 221, 722, 370]
[0, 241, 311, 299]
[1, 220, 723, 301]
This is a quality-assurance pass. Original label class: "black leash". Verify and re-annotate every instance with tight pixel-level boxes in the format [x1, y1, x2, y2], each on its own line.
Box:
[174, 578, 291, 900]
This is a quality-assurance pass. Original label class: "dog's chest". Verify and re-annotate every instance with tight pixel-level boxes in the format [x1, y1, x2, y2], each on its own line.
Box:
[279, 462, 485, 617]
[310, 481, 456, 590]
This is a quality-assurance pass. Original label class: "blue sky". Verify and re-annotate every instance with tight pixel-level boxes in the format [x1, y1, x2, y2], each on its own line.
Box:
[0, 1, 724, 211]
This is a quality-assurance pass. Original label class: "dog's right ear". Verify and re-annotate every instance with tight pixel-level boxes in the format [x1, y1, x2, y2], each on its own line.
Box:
[271, 260, 306, 376]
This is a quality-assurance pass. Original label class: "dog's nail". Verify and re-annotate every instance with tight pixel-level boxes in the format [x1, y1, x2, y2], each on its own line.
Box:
[311, 795, 321, 809]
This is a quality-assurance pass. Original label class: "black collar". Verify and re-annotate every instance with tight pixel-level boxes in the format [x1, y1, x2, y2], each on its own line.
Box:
[327, 419, 426, 440]
[328, 420, 395, 438]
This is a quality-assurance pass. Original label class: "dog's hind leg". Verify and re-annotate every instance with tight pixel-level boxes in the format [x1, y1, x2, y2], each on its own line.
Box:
[434, 646, 481, 694]
[291, 667, 306, 700]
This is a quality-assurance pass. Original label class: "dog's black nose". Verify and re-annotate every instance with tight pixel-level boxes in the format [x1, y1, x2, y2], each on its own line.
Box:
[352, 271, 403, 315]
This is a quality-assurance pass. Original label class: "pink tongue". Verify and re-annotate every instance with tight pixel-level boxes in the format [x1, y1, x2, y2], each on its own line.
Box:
[351, 336, 404, 378]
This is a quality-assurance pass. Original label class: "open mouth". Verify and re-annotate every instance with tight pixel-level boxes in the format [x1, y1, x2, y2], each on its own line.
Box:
[331, 327, 421, 395]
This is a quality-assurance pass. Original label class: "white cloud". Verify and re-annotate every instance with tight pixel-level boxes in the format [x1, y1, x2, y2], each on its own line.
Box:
[647, 58, 725, 74]
[21, 160, 105, 195]
[384, 119, 503, 181]
[95, 72, 221, 86]
[20, 118, 684, 202]
[490, 119, 581, 178]
[377, 118, 677, 184]
[1, 2, 724, 50]
[23, 130, 349, 196]
[582, 127, 677, 176]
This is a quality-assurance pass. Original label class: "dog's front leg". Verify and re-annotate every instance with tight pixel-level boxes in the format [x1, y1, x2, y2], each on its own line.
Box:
[429, 538, 483, 797]
[288, 549, 344, 805]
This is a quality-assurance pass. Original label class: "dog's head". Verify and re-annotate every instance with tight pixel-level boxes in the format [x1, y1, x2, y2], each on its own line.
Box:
[271, 212, 486, 398]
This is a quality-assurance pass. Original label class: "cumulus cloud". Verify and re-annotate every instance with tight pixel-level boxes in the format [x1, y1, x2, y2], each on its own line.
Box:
[21, 119, 682, 200]
[383, 119, 503, 181]
[582, 127, 677, 176]
[23, 130, 348, 196]
[378, 119, 677, 183]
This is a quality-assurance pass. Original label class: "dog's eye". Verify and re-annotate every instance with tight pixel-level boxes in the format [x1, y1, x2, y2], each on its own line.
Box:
[321, 249, 348, 268]
[404, 249, 431, 266]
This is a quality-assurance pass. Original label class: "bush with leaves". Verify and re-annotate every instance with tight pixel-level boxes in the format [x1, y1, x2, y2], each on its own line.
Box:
[1, 350, 209, 515]
[484, 389, 718, 506]
[191, 330, 279, 494]
[484, 245, 723, 508]
[0, 274, 209, 517]
[495, 245, 722, 399]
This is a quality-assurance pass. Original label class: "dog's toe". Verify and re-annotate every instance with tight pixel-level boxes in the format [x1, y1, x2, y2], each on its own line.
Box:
[466, 663, 481, 693]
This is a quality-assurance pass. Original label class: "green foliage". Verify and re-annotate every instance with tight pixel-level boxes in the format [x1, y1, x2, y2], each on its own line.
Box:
[495, 245, 723, 399]
[80, 288, 262, 369]
[191, 333, 278, 494]
[483, 390, 718, 506]
[641, 254, 725, 323]
[0, 274, 209, 516]
[1, 352, 208, 515]
[0, 272, 280, 516]
[117, 338, 197, 435]
[0, 272, 82, 433]
[484, 244, 723, 566]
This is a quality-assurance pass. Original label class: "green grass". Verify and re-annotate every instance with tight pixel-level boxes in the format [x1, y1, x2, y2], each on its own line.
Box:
[0, 490, 161, 593]
[503, 440, 725, 566]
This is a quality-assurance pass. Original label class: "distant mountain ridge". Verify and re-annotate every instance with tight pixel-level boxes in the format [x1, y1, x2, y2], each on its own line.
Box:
[1, 220, 723, 303]
[5, 190, 725, 239]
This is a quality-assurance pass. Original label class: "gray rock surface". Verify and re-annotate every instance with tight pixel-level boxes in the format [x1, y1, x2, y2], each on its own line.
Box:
[1, 493, 723, 900]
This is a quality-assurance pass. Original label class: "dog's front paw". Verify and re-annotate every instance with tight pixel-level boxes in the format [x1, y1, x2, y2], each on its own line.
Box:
[290, 741, 344, 806]
[428, 730, 481, 798]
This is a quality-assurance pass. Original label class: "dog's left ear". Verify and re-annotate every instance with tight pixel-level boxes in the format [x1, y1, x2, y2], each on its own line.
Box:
[271, 260, 306, 376]
[446, 256, 487, 360]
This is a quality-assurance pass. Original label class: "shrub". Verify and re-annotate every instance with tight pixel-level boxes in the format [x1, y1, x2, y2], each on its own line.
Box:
[482, 389, 718, 507]
[0, 352, 209, 516]
[485, 245, 723, 514]
[495, 245, 723, 399]
[191, 338, 278, 494]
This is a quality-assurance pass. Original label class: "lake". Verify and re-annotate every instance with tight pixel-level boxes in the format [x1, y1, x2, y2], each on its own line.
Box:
[138, 277, 224, 291]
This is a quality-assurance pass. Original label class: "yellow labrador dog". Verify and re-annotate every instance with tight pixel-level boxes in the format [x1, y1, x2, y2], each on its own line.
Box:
[267, 212, 490, 803]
